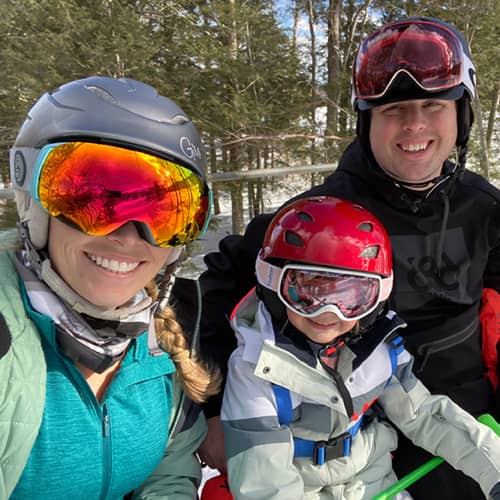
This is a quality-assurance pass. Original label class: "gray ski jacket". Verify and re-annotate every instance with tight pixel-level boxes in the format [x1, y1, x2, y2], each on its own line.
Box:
[221, 292, 500, 499]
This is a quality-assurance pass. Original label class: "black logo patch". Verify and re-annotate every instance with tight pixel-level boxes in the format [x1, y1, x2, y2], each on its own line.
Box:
[14, 151, 27, 187]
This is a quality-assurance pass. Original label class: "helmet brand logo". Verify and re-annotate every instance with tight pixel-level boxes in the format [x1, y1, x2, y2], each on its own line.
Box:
[180, 136, 202, 162]
[14, 151, 27, 187]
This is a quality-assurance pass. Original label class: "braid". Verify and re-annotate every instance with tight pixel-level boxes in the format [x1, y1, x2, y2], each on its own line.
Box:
[145, 280, 221, 403]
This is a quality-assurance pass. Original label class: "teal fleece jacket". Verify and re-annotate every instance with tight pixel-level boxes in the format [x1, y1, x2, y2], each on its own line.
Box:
[0, 251, 206, 499]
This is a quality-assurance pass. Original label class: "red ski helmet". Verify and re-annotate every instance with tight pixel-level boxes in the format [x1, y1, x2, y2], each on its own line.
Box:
[261, 196, 392, 278]
[256, 196, 394, 320]
[256, 197, 393, 328]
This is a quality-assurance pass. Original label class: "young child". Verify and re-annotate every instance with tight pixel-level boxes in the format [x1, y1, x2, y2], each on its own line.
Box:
[220, 196, 500, 500]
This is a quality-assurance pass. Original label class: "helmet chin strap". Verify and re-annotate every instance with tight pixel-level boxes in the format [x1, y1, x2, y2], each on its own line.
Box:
[379, 165, 446, 190]
[392, 175, 445, 189]
[40, 259, 155, 320]
[19, 219, 183, 321]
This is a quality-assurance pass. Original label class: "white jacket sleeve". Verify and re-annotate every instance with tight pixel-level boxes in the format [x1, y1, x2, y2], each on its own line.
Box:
[379, 358, 500, 498]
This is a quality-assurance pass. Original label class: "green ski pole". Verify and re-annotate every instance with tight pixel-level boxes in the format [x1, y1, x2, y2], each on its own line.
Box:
[371, 413, 500, 500]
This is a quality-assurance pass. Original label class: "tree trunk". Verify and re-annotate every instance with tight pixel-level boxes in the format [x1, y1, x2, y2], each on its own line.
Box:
[472, 95, 490, 180]
[306, 0, 317, 187]
[485, 82, 499, 153]
[326, 0, 342, 138]
[208, 135, 221, 215]
[228, 0, 245, 233]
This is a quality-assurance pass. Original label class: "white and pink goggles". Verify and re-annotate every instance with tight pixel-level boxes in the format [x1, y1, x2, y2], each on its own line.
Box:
[256, 257, 393, 321]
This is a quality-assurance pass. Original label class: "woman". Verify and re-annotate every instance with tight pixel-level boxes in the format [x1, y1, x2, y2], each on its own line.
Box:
[0, 76, 219, 499]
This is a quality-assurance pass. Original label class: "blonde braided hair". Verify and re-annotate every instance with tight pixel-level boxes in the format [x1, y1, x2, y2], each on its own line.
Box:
[145, 280, 221, 403]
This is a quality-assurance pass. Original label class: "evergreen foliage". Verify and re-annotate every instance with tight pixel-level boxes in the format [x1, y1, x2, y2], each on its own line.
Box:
[0, 0, 498, 231]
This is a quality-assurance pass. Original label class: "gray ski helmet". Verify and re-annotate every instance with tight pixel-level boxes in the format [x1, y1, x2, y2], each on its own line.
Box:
[10, 76, 208, 249]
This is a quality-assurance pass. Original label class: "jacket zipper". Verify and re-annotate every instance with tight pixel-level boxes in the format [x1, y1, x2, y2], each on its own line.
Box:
[319, 359, 354, 418]
[63, 354, 113, 500]
[100, 403, 112, 500]
[331, 370, 354, 418]
[415, 318, 478, 373]
[66, 354, 112, 500]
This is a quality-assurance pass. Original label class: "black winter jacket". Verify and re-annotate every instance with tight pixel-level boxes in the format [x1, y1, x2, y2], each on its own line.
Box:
[200, 138, 500, 420]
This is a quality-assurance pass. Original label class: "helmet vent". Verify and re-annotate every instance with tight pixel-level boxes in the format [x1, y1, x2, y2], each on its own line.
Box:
[171, 114, 189, 125]
[84, 85, 117, 104]
[297, 211, 314, 222]
[285, 230, 304, 247]
[358, 222, 373, 232]
[360, 245, 380, 259]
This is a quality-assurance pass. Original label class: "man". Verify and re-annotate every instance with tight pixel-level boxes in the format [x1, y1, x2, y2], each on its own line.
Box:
[198, 17, 500, 499]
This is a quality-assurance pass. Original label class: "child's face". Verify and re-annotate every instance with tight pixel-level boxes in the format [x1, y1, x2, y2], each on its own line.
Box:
[286, 308, 356, 345]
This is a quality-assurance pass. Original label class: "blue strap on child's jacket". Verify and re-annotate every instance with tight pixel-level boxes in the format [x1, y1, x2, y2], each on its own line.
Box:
[272, 334, 404, 466]
[386, 334, 405, 377]
[272, 384, 363, 465]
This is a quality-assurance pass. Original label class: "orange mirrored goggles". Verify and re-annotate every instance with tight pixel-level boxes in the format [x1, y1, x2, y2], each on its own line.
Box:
[31, 142, 211, 247]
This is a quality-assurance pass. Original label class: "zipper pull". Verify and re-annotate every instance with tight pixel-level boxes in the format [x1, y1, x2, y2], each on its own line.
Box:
[102, 404, 110, 438]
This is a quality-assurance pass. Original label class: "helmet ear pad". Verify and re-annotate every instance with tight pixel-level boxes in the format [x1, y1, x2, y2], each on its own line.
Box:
[14, 191, 50, 249]
[356, 110, 372, 156]
[456, 95, 474, 147]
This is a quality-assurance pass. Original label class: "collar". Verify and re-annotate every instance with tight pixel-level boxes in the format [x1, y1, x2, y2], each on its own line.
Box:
[14, 252, 157, 373]
[337, 140, 458, 212]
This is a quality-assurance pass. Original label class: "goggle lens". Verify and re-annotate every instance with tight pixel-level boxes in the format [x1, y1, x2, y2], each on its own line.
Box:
[354, 20, 463, 100]
[33, 142, 210, 247]
[279, 266, 381, 321]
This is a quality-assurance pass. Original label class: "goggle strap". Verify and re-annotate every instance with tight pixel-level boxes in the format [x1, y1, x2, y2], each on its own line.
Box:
[461, 52, 476, 98]
[255, 254, 282, 293]
[380, 272, 394, 302]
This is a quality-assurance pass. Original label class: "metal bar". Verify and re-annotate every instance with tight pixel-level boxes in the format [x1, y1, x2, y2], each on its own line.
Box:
[0, 163, 337, 196]
[209, 163, 336, 182]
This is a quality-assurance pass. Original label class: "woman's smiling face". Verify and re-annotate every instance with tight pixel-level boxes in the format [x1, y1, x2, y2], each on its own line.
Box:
[48, 218, 178, 309]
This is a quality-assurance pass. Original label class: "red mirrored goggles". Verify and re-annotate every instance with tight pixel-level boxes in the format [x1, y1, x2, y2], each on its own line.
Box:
[256, 258, 391, 322]
[353, 19, 474, 101]
[29, 142, 211, 247]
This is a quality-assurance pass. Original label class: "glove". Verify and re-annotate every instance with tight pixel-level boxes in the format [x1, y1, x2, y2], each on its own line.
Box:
[490, 482, 500, 500]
